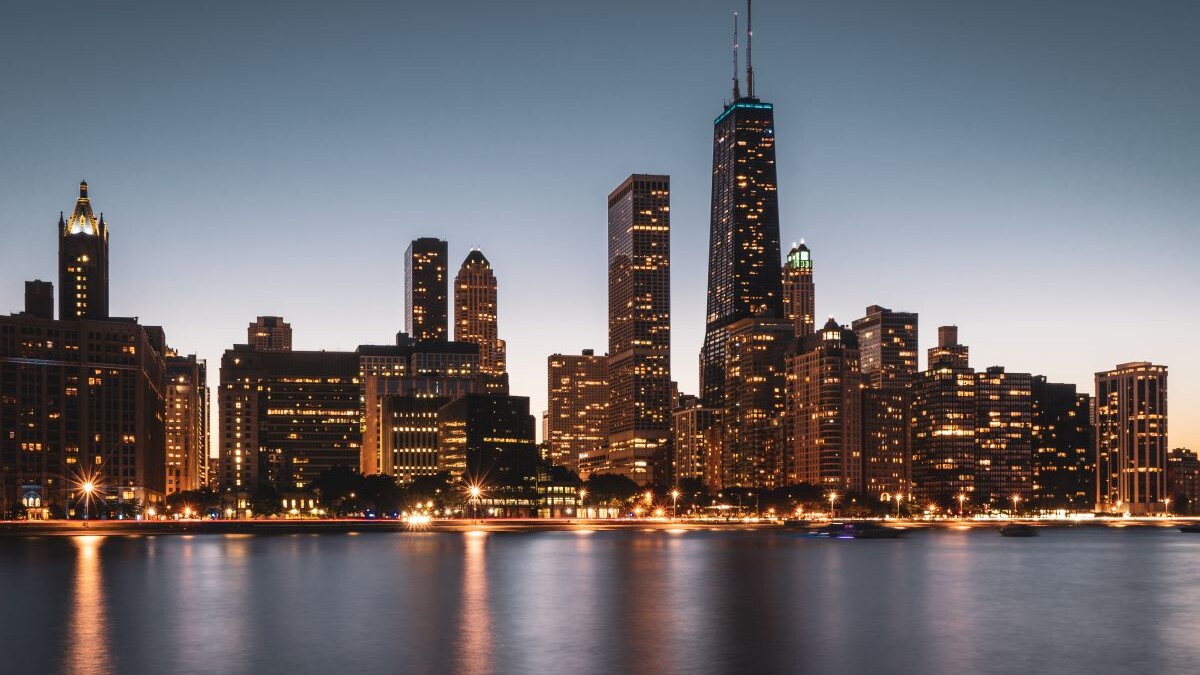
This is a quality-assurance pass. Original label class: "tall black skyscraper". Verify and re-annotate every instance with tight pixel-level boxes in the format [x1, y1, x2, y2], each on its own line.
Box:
[58, 181, 109, 320]
[700, 2, 784, 407]
[405, 237, 449, 341]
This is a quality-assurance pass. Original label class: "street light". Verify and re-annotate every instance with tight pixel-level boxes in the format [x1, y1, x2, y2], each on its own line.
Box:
[827, 492, 839, 519]
[1164, 497, 1172, 516]
[670, 489, 680, 521]
[578, 488, 588, 520]
[1011, 494, 1021, 516]
[469, 485, 483, 522]
[82, 482, 95, 521]
[957, 493, 967, 519]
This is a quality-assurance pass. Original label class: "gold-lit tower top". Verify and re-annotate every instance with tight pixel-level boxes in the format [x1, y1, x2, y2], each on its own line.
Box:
[61, 181, 107, 239]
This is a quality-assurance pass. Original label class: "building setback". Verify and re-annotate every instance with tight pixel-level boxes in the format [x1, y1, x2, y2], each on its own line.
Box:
[405, 238, 449, 341]
[546, 349, 608, 474]
[786, 318, 863, 493]
[606, 174, 672, 485]
[1095, 362, 1168, 514]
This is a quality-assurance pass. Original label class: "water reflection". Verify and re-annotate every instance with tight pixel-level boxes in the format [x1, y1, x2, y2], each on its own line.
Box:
[64, 535, 111, 675]
[455, 532, 493, 674]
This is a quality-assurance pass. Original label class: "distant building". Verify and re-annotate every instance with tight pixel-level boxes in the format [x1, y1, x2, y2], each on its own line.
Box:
[853, 305, 918, 498]
[786, 318, 863, 493]
[405, 237, 449, 341]
[720, 317, 792, 489]
[912, 326, 976, 506]
[247, 316, 292, 352]
[606, 174, 672, 485]
[218, 344, 360, 498]
[165, 352, 209, 494]
[22, 281, 54, 320]
[782, 241, 815, 338]
[974, 367, 1033, 508]
[437, 393, 538, 516]
[1030, 378, 1094, 511]
[1095, 362, 1168, 514]
[454, 250, 508, 392]
[58, 181, 109, 320]
[378, 394, 447, 482]
[546, 349, 608, 473]
[672, 394, 721, 486]
[1166, 448, 1200, 515]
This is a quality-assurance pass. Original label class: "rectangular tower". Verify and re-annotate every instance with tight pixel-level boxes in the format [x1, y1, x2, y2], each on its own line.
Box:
[1095, 362, 1168, 514]
[606, 174, 671, 485]
[165, 352, 209, 494]
[974, 367, 1033, 508]
[1031, 377, 1094, 511]
[912, 326, 975, 506]
[58, 182, 109, 320]
[405, 238, 449, 341]
[546, 350, 609, 474]
[248, 316, 292, 352]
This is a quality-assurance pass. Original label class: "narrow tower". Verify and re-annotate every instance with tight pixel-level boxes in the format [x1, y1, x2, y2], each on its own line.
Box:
[58, 181, 110, 320]
[405, 238, 449, 341]
[782, 241, 814, 337]
[454, 249, 508, 392]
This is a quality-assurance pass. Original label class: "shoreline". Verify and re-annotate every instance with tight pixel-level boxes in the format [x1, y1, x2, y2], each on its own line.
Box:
[1, 517, 1196, 538]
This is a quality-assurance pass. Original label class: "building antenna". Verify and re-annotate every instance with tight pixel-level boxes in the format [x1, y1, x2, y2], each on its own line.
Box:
[732, 12, 741, 100]
[745, 0, 755, 98]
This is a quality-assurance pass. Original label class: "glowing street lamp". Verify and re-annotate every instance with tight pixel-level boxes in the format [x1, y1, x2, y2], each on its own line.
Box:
[468, 484, 483, 521]
[827, 492, 839, 519]
[670, 489, 680, 521]
[957, 493, 967, 519]
[82, 481, 95, 521]
[578, 488, 588, 520]
[1164, 497, 1172, 516]
[1011, 494, 1021, 516]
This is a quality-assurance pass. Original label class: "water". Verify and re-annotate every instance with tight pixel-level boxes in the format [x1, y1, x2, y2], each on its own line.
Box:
[2, 526, 1198, 675]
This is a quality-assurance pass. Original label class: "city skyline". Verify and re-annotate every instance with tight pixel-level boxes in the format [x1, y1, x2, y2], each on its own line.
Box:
[2, 1, 1197, 452]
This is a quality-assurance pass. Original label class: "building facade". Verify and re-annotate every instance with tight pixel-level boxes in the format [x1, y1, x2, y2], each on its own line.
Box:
[454, 250, 508, 393]
[782, 241, 814, 338]
[853, 305, 918, 499]
[974, 367, 1033, 509]
[1095, 362, 1168, 514]
[404, 237, 449, 341]
[165, 352, 209, 494]
[546, 349, 608, 474]
[247, 316, 292, 352]
[606, 174, 672, 485]
[58, 181, 109, 321]
[1030, 377, 1094, 511]
[672, 394, 721, 486]
[720, 317, 792, 488]
[912, 326, 976, 506]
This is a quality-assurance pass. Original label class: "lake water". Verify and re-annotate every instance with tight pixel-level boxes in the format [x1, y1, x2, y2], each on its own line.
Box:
[1, 526, 1198, 675]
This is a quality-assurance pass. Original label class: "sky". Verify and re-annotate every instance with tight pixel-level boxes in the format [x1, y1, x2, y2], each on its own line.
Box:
[1, 1, 1198, 451]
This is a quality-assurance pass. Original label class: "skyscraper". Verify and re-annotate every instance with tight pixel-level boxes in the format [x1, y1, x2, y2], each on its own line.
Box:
[606, 174, 671, 485]
[1095, 362, 1168, 514]
[974, 366, 1033, 508]
[1031, 377, 1094, 511]
[853, 305, 918, 497]
[405, 238, 449, 341]
[247, 316, 292, 352]
[912, 326, 976, 506]
[782, 241, 814, 338]
[700, 5, 785, 408]
[165, 352, 209, 494]
[58, 181, 109, 320]
[546, 350, 608, 474]
[720, 316, 792, 488]
[454, 250, 508, 392]
[672, 394, 721, 487]
[786, 318, 863, 493]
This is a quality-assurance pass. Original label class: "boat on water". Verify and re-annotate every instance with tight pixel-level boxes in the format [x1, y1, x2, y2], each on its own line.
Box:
[819, 522, 904, 539]
[999, 523, 1038, 537]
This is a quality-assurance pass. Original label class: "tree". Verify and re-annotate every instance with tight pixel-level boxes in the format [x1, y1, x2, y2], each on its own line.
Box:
[584, 473, 640, 506]
[251, 481, 283, 517]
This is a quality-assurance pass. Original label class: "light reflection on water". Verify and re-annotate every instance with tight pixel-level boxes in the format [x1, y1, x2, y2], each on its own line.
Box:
[2, 528, 1199, 675]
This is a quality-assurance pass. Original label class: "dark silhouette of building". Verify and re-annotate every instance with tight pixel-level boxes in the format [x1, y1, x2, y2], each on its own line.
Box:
[1095, 362, 1168, 514]
[58, 181, 109, 320]
[782, 241, 814, 338]
[22, 281, 54, 320]
[438, 393, 537, 515]
[546, 349, 608, 474]
[405, 237, 449, 341]
[912, 326, 976, 506]
[247, 316, 292, 352]
[700, 8, 784, 409]
[1030, 377, 1094, 511]
[1167, 448, 1200, 515]
[786, 318, 863, 493]
[454, 250, 508, 393]
[606, 174, 672, 485]
[853, 305, 918, 498]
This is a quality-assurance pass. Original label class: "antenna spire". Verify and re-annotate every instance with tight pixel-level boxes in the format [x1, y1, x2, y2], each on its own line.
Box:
[732, 12, 741, 100]
[745, 0, 755, 98]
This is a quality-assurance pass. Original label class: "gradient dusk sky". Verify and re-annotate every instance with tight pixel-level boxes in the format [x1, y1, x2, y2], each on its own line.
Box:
[1, 1, 1197, 452]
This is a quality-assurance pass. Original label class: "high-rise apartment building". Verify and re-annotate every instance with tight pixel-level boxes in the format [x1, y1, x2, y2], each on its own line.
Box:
[1030, 377, 1093, 511]
[974, 367, 1033, 508]
[700, 14, 785, 408]
[405, 238, 449, 341]
[786, 318, 863, 492]
[912, 326, 976, 505]
[247, 316, 292, 352]
[437, 393, 538, 514]
[782, 241, 814, 338]
[672, 394, 721, 487]
[1166, 448, 1200, 515]
[720, 317, 792, 488]
[546, 349, 608, 473]
[165, 352, 209, 494]
[853, 306, 919, 390]
[58, 181, 109, 320]
[853, 305, 918, 498]
[454, 250, 508, 393]
[1095, 362, 1168, 514]
[606, 174, 671, 485]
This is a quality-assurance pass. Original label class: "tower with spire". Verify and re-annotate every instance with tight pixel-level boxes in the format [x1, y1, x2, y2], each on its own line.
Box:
[783, 240, 815, 337]
[454, 249, 509, 393]
[701, 0, 785, 408]
[58, 181, 110, 320]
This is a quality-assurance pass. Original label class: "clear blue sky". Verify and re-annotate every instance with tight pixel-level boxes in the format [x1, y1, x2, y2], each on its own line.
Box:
[2, 1, 1197, 451]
